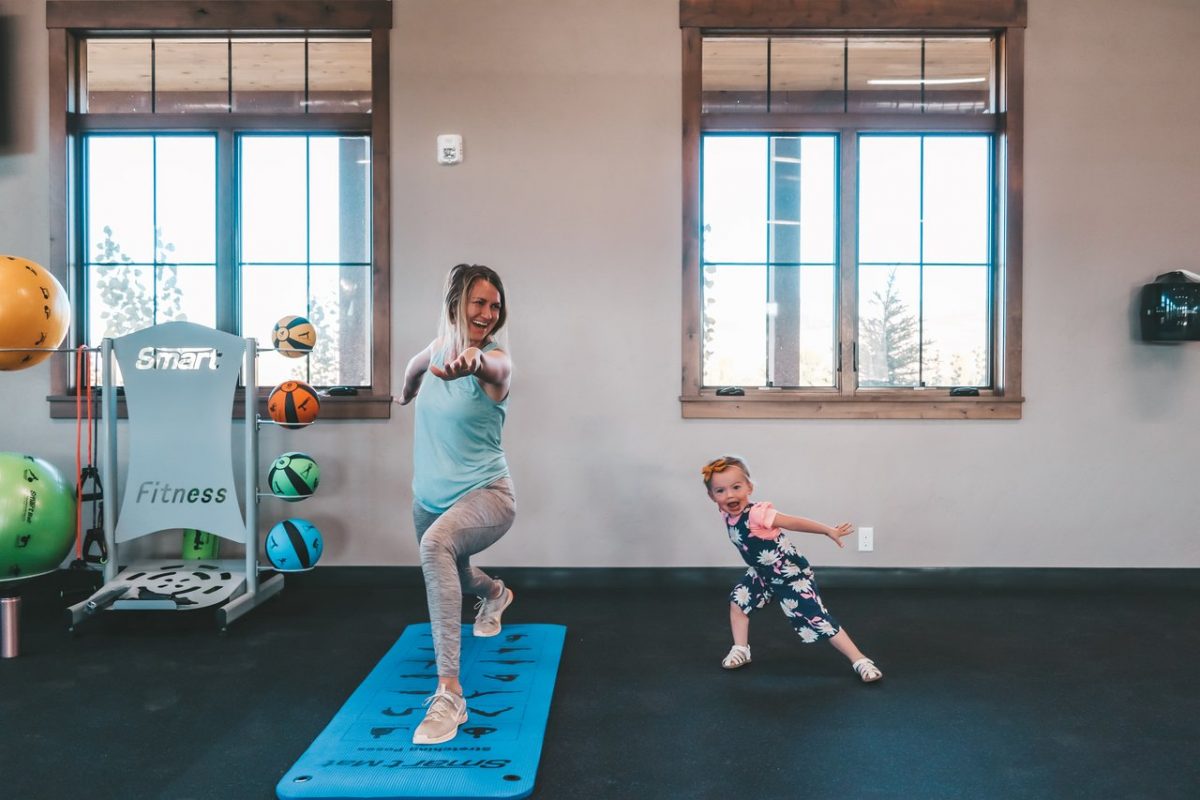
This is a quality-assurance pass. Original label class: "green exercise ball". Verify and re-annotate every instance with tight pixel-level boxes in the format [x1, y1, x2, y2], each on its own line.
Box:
[0, 452, 76, 582]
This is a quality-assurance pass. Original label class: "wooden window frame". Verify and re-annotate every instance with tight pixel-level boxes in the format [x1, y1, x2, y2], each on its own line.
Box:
[680, 0, 1026, 419]
[44, 0, 393, 420]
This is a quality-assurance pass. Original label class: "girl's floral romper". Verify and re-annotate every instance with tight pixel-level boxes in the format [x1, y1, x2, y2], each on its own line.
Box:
[724, 501, 840, 643]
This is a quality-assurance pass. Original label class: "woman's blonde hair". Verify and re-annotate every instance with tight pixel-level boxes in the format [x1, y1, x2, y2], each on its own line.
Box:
[437, 263, 507, 357]
[700, 455, 750, 489]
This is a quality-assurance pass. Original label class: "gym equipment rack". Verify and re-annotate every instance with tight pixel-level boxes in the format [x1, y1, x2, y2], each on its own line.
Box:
[66, 321, 283, 631]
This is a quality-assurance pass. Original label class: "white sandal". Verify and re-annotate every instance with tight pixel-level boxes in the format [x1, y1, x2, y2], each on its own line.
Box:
[851, 657, 883, 683]
[721, 644, 752, 669]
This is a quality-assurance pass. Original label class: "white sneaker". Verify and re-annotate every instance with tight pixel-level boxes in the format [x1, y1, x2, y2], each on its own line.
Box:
[473, 583, 514, 638]
[412, 688, 468, 744]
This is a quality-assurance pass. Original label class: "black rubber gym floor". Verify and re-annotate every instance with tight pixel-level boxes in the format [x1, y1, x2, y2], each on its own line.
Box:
[3, 568, 1198, 799]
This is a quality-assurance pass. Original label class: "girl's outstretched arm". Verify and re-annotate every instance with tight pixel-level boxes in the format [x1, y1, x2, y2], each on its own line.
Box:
[773, 513, 855, 548]
[394, 339, 436, 405]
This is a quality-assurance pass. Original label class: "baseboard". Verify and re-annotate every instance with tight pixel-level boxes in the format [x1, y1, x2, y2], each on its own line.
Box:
[8, 565, 1197, 604]
[282, 565, 1200, 591]
[491, 566, 1200, 590]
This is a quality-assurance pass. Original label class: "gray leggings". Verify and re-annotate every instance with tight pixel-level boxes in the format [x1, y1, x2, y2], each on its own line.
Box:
[413, 477, 516, 677]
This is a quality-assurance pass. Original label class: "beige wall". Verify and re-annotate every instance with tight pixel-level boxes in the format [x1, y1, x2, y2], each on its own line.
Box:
[2, 0, 1198, 569]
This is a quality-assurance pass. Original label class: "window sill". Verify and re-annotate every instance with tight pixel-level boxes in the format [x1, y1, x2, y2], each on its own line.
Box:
[47, 392, 393, 421]
[680, 390, 1024, 419]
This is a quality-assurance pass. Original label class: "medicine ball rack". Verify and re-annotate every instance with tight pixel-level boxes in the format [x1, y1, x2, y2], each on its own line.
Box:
[66, 321, 283, 632]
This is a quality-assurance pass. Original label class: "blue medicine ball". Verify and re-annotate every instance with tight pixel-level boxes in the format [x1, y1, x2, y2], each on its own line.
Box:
[264, 518, 323, 571]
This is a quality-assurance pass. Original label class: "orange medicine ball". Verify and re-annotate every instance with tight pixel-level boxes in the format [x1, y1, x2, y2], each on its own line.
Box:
[268, 380, 321, 429]
[0, 255, 71, 370]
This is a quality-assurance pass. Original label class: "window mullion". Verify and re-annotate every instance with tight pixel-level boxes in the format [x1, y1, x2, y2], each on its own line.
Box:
[765, 138, 775, 387]
[917, 135, 926, 388]
[151, 136, 159, 325]
[215, 129, 236, 336]
[73, 132, 87, 352]
[837, 128, 858, 396]
[770, 136, 803, 388]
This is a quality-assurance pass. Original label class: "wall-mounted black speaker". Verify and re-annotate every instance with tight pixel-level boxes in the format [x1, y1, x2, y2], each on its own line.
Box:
[1140, 270, 1200, 342]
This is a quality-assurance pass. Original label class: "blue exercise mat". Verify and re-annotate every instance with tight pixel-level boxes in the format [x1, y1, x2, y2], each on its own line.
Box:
[277, 623, 566, 800]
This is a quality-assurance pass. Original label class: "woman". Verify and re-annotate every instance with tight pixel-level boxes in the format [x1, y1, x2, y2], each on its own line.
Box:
[394, 263, 516, 745]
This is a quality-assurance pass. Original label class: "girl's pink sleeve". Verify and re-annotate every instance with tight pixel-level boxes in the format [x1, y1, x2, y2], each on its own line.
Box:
[747, 502, 781, 540]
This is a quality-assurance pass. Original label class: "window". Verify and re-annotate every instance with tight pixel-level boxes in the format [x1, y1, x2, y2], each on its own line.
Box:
[46, 1, 392, 419]
[702, 133, 839, 388]
[680, 1, 1026, 419]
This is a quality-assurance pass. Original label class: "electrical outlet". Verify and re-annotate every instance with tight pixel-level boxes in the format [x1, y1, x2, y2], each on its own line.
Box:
[858, 526, 874, 552]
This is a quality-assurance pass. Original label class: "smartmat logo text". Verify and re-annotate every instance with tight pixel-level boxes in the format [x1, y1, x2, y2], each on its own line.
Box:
[317, 758, 511, 769]
[135, 346, 221, 371]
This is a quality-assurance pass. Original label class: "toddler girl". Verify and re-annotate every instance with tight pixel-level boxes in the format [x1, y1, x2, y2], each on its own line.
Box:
[702, 456, 882, 682]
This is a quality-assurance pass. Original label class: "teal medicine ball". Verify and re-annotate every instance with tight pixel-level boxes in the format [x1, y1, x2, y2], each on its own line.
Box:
[0, 452, 76, 582]
[267, 451, 320, 502]
[265, 518, 323, 571]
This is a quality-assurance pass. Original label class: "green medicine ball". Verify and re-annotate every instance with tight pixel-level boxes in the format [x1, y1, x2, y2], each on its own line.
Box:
[268, 451, 320, 502]
[0, 452, 76, 582]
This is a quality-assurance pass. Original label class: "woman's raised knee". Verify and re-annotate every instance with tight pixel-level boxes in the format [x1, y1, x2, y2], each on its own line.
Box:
[419, 527, 458, 562]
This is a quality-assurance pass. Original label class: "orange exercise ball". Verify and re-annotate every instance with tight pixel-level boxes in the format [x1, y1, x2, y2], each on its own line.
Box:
[0, 255, 70, 371]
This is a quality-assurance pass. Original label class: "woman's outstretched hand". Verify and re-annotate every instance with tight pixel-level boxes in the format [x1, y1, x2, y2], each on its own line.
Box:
[825, 523, 854, 548]
[430, 347, 484, 381]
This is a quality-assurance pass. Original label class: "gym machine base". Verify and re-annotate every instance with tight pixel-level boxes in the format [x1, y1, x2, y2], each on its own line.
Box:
[66, 322, 283, 632]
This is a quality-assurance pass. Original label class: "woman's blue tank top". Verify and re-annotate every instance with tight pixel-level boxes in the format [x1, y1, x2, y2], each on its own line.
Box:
[412, 341, 509, 513]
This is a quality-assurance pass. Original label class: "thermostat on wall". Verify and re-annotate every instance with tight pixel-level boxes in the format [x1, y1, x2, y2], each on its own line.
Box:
[437, 134, 463, 165]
